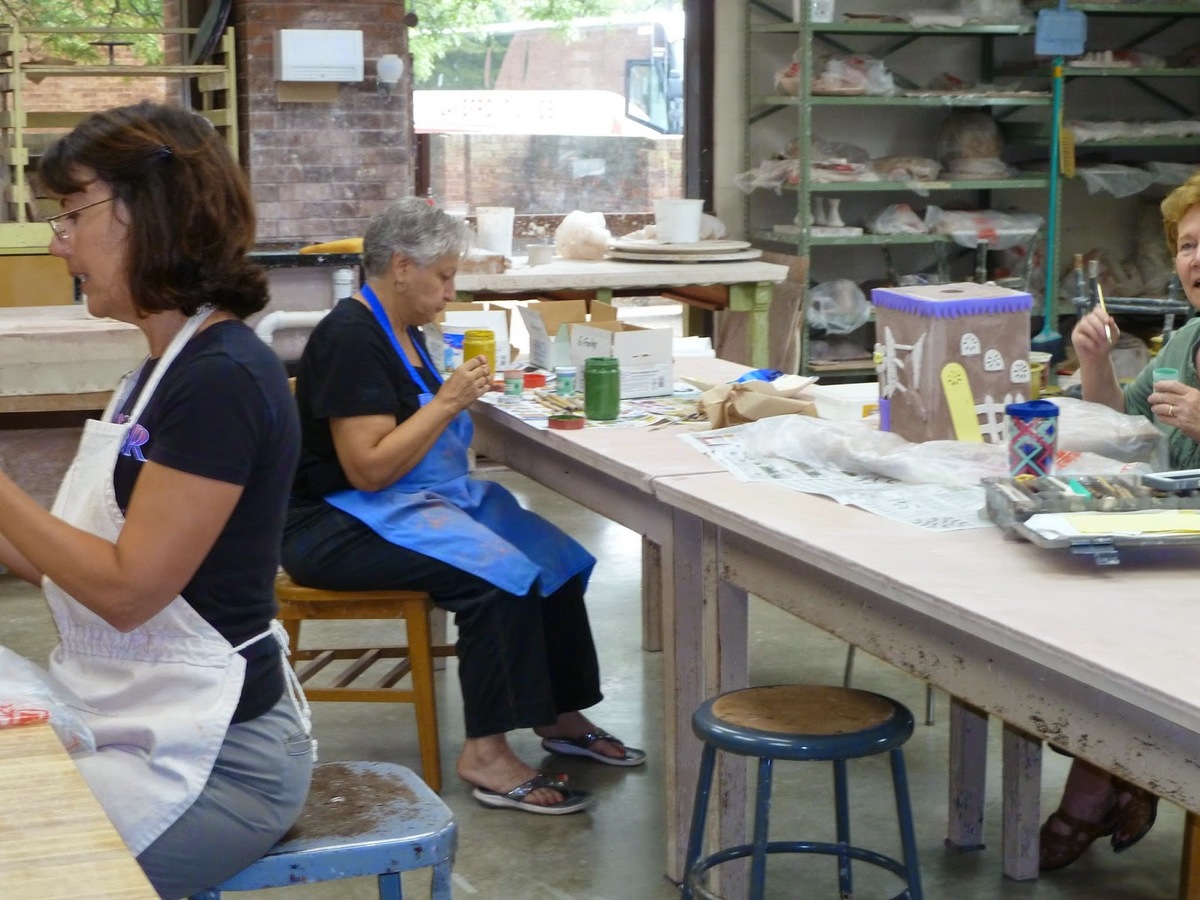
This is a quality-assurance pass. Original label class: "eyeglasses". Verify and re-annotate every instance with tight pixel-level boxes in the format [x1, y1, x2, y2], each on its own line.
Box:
[46, 196, 114, 241]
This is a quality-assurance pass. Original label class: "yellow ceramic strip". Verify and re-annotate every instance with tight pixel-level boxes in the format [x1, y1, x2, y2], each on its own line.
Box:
[940, 362, 982, 442]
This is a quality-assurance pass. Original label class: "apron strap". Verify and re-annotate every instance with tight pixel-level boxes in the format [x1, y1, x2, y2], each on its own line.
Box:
[115, 306, 216, 426]
[232, 623, 317, 760]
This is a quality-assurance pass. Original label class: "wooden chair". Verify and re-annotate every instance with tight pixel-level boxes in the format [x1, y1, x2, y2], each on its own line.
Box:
[275, 573, 456, 792]
[190, 760, 456, 899]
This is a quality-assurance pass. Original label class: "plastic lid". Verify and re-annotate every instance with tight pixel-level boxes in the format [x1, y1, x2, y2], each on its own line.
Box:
[554, 365, 578, 375]
[1005, 399, 1059, 419]
[584, 356, 619, 370]
[464, 329, 494, 339]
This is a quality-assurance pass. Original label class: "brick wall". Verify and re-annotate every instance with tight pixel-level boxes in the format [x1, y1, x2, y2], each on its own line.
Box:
[233, 1, 414, 245]
[430, 133, 683, 214]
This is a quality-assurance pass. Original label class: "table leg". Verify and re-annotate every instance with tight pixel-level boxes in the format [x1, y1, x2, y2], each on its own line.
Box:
[666, 510, 748, 886]
[947, 698, 988, 851]
[726, 280, 773, 369]
[641, 537, 663, 652]
[1181, 812, 1200, 900]
[1001, 725, 1042, 881]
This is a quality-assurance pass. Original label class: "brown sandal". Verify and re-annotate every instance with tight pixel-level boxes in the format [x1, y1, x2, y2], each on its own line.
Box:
[1039, 806, 1118, 871]
[1110, 781, 1159, 853]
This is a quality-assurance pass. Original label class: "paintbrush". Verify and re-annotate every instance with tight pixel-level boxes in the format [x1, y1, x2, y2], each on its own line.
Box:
[1088, 258, 1112, 346]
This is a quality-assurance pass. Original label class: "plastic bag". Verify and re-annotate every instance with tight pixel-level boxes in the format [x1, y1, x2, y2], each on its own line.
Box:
[554, 211, 610, 260]
[814, 55, 895, 96]
[866, 203, 928, 235]
[0, 647, 95, 756]
[738, 402, 1157, 489]
[924, 205, 1044, 250]
[807, 279, 871, 335]
[774, 53, 801, 96]
[1077, 164, 1156, 199]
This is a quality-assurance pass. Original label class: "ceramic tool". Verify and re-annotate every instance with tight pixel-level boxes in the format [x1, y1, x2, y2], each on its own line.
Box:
[940, 362, 982, 442]
[1088, 258, 1112, 345]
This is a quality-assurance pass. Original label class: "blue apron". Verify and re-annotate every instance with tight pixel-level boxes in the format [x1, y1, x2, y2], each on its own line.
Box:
[324, 286, 594, 598]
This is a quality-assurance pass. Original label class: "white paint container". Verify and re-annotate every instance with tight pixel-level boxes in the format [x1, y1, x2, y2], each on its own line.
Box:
[654, 198, 703, 244]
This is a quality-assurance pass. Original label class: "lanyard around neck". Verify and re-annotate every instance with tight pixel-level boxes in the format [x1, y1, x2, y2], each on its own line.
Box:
[360, 284, 442, 388]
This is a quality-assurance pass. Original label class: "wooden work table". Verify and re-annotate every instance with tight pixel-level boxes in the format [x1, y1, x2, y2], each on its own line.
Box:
[455, 257, 790, 368]
[0, 723, 156, 899]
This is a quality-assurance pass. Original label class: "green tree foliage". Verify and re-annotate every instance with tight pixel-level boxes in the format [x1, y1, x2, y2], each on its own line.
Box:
[410, 0, 673, 83]
[1, 0, 164, 64]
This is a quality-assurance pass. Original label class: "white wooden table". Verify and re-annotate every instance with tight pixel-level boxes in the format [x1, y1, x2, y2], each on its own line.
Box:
[0, 306, 142, 413]
[0, 723, 156, 899]
[455, 258, 790, 368]
[469, 355, 748, 651]
[653, 471, 1200, 887]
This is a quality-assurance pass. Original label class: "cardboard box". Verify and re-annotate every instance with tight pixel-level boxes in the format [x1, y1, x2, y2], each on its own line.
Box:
[518, 299, 589, 371]
[424, 301, 511, 374]
[518, 300, 674, 398]
[569, 302, 673, 399]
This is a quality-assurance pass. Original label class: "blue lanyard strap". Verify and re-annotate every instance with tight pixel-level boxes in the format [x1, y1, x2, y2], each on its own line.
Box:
[360, 284, 443, 388]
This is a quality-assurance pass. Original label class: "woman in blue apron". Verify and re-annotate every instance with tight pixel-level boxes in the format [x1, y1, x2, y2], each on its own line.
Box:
[283, 198, 644, 815]
[0, 103, 313, 898]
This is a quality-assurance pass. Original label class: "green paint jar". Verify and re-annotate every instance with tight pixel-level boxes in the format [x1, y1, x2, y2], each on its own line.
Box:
[583, 357, 620, 421]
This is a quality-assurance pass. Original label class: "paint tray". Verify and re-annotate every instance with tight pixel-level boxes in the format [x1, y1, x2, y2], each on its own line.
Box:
[982, 474, 1200, 565]
[1034, 1, 1086, 57]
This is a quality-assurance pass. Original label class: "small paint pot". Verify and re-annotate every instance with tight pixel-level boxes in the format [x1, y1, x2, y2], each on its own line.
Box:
[524, 372, 547, 390]
[503, 369, 525, 399]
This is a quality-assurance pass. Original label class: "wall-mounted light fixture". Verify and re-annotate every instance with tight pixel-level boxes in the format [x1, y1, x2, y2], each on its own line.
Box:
[376, 53, 405, 96]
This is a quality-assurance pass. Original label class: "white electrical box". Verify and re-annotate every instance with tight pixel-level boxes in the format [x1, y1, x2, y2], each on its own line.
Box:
[273, 29, 363, 82]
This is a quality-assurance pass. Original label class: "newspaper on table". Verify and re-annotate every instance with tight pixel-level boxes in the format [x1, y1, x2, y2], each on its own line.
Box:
[477, 386, 704, 430]
[679, 426, 988, 533]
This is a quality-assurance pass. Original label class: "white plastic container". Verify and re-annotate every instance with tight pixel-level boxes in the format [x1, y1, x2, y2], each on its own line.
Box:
[654, 198, 703, 244]
[475, 206, 515, 257]
[795, 0, 835, 22]
[809, 381, 880, 421]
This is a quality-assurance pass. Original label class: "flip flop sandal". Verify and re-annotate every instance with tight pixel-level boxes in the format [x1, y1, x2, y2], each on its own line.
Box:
[541, 729, 648, 767]
[470, 771, 594, 816]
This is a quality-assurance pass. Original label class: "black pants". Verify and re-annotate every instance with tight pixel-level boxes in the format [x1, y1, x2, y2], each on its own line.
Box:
[281, 501, 603, 738]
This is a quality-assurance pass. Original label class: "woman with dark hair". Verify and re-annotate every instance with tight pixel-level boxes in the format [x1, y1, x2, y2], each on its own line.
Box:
[282, 197, 643, 817]
[1038, 171, 1200, 871]
[0, 101, 312, 898]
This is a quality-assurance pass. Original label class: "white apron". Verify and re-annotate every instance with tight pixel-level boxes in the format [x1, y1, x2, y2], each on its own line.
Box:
[43, 309, 307, 856]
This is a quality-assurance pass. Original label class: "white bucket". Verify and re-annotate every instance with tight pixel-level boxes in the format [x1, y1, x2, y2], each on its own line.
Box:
[475, 206, 515, 257]
[654, 198, 703, 244]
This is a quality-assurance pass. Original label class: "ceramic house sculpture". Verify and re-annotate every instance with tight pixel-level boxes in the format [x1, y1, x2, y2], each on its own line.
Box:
[872, 282, 1034, 444]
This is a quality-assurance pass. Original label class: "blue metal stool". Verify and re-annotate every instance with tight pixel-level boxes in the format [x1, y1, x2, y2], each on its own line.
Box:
[190, 761, 456, 900]
[684, 684, 922, 900]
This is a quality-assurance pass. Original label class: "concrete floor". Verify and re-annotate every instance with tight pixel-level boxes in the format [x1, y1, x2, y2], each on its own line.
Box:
[2, 467, 1186, 899]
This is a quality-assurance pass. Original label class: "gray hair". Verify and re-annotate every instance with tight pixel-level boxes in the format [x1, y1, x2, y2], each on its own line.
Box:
[361, 197, 472, 276]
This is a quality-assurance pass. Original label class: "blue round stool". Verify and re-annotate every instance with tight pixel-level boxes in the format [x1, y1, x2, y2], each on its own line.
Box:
[683, 684, 923, 900]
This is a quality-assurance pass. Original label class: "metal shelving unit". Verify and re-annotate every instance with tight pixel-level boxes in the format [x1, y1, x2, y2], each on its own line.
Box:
[743, 2, 1051, 377]
[1010, 3, 1200, 326]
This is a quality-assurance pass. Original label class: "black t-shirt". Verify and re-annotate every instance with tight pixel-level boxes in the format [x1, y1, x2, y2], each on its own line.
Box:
[292, 298, 440, 502]
[112, 320, 300, 723]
